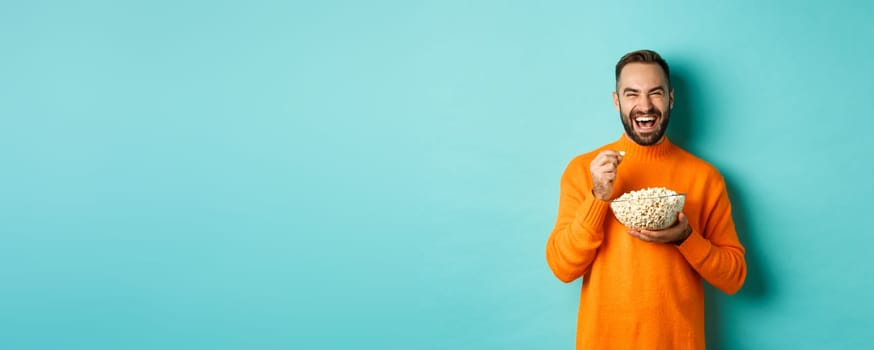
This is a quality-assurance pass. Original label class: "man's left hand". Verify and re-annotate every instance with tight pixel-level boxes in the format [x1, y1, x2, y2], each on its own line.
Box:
[628, 212, 692, 245]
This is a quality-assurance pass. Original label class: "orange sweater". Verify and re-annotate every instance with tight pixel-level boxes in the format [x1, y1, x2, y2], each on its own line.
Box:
[546, 135, 747, 350]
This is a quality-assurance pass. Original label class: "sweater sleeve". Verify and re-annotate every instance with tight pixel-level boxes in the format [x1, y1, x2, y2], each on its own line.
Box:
[545, 158, 610, 283]
[677, 176, 747, 294]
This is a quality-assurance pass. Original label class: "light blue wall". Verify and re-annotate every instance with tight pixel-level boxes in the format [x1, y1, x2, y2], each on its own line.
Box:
[2, 1, 872, 349]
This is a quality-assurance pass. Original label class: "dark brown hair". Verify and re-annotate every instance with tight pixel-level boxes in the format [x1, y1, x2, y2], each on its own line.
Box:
[615, 49, 671, 88]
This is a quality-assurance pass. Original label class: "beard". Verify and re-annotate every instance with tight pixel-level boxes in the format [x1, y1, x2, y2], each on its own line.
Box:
[620, 105, 671, 146]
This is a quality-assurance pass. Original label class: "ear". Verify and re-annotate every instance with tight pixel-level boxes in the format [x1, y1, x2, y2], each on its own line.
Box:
[612, 91, 620, 112]
[669, 88, 675, 110]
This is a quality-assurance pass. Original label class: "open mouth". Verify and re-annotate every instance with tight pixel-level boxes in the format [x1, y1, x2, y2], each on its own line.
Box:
[633, 115, 659, 132]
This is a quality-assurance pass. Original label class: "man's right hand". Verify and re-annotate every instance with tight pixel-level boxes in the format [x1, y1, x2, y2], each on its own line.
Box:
[589, 150, 624, 201]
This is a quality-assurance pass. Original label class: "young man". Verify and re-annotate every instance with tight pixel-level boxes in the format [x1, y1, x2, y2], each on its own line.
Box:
[545, 50, 747, 349]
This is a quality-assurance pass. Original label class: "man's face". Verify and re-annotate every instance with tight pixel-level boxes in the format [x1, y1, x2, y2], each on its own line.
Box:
[613, 63, 674, 146]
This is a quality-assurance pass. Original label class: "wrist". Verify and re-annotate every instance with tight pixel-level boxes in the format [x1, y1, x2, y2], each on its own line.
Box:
[673, 226, 692, 246]
[591, 189, 611, 202]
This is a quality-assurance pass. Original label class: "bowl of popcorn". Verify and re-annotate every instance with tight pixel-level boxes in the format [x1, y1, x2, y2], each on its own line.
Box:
[610, 187, 686, 230]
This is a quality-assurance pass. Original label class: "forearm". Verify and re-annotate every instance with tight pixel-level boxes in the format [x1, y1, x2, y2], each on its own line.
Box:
[677, 230, 747, 294]
[546, 194, 610, 283]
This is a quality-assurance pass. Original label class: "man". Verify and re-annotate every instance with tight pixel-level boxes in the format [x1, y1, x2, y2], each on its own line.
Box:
[545, 49, 747, 349]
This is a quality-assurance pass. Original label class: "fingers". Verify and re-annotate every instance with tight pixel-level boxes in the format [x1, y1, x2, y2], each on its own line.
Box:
[627, 229, 649, 241]
[594, 150, 624, 169]
[628, 212, 690, 244]
[590, 150, 625, 200]
[591, 151, 624, 177]
[628, 228, 660, 242]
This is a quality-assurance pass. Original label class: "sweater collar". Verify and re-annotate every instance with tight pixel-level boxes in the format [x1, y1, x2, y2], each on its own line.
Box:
[615, 133, 675, 161]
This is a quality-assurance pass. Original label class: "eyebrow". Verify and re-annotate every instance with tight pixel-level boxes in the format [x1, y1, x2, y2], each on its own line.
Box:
[622, 87, 666, 94]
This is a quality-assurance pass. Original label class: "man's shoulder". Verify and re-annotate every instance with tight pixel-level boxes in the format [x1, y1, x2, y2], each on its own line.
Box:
[673, 146, 724, 180]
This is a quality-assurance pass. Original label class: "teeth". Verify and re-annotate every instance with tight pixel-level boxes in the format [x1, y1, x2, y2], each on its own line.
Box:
[635, 117, 655, 122]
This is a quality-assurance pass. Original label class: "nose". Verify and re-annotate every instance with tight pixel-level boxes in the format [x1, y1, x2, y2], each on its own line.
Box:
[639, 94, 653, 110]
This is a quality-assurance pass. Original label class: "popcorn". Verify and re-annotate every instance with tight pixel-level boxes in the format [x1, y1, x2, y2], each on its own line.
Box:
[610, 187, 685, 230]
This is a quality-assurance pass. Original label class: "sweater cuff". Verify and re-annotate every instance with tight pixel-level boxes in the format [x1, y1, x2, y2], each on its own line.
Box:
[572, 194, 611, 236]
[676, 230, 712, 266]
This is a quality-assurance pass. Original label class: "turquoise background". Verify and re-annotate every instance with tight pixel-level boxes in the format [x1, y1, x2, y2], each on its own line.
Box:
[2, 0, 872, 349]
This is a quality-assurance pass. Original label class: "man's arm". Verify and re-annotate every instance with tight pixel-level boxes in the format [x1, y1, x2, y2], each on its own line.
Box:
[545, 157, 611, 283]
[676, 178, 747, 294]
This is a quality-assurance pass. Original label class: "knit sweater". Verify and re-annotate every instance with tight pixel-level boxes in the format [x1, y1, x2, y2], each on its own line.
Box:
[546, 134, 747, 350]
